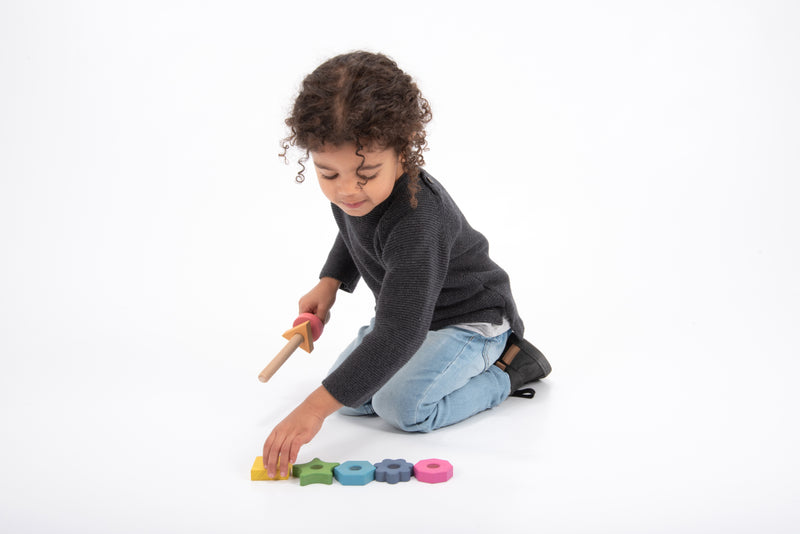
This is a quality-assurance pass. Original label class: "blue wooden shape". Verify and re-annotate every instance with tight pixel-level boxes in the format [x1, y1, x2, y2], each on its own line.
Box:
[373, 458, 414, 484]
[334, 461, 376, 486]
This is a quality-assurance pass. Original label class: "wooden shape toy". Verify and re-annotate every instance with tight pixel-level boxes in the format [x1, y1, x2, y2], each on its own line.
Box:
[334, 461, 376, 486]
[292, 457, 340, 486]
[373, 459, 414, 484]
[258, 313, 325, 383]
[251, 456, 292, 481]
[413, 459, 453, 484]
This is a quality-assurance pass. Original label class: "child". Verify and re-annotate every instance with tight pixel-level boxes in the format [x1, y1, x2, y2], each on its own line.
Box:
[262, 51, 551, 478]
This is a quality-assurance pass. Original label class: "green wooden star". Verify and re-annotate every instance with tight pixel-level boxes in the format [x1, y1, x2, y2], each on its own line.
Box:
[292, 458, 340, 486]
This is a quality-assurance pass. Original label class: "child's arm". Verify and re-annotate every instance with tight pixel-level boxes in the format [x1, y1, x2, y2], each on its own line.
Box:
[262, 385, 343, 478]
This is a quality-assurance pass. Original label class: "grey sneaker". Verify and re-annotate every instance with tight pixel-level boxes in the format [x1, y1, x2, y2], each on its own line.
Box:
[495, 333, 551, 397]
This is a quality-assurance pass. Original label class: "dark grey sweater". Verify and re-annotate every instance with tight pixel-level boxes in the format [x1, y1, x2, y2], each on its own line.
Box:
[320, 170, 524, 408]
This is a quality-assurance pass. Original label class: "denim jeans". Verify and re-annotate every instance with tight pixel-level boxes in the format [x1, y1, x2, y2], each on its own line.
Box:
[327, 319, 512, 432]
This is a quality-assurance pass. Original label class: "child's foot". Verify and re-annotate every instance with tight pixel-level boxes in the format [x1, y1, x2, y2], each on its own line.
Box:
[495, 333, 551, 396]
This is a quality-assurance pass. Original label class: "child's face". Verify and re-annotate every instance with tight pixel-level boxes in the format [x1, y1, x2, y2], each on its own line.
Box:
[311, 143, 404, 217]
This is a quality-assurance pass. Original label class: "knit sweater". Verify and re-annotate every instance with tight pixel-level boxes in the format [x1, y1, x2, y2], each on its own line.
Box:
[320, 170, 524, 408]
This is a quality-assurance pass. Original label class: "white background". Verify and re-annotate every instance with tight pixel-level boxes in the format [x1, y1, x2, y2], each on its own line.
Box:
[1, 1, 799, 532]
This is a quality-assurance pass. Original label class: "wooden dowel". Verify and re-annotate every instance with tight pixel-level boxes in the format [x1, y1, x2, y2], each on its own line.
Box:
[258, 333, 304, 383]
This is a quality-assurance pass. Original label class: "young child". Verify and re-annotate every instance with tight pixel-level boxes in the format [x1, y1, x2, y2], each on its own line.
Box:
[262, 51, 551, 478]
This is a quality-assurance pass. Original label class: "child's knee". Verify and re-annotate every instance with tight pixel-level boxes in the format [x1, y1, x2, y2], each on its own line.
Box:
[372, 390, 432, 432]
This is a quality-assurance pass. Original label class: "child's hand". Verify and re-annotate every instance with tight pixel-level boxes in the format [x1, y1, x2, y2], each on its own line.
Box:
[262, 386, 343, 478]
[298, 277, 339, 324]
[262, 404, 324, 478]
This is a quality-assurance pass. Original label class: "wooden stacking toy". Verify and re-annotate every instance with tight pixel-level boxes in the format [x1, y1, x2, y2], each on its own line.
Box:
[374, 458, 414, 484]
[250, 456, 454, 485]
[258, 313, 325, 383]
[334, 461, 376, 486]
[292, 458, 340, 486]
[414, 459, 454, 484]
[250, 456, 292, 481]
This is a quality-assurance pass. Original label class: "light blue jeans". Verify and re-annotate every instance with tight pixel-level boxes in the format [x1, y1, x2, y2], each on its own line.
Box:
[327, 319, 512, 433]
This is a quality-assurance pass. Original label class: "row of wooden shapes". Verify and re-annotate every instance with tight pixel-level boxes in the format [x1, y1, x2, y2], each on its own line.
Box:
[251, 457, 453, 485]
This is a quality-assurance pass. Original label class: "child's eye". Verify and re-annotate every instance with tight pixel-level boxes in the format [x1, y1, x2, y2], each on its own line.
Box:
[321, 173, 338, 180]
[360, 173, 379, 180]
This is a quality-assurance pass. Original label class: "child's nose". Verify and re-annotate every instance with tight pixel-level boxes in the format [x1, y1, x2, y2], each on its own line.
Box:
[339, 174, 362, 195]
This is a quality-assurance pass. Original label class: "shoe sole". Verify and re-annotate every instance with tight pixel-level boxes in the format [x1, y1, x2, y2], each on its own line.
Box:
[517, 338, 551, 379]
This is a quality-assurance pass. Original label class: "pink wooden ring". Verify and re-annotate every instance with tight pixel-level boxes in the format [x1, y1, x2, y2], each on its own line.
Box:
[413, 459, 453, 484]
[294, 313, 324, 341]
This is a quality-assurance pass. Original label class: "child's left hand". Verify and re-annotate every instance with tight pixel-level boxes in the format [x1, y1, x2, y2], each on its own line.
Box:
[262, 386, 343, 478]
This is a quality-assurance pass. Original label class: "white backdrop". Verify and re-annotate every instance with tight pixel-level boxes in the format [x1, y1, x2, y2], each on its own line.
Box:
[1, 1, 799, 532]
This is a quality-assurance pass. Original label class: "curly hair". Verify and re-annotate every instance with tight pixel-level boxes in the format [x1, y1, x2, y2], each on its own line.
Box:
[280, 51, 432, 208]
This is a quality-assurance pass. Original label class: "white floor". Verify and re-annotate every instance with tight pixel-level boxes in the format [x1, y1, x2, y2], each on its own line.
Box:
[2, 2, 799, 532]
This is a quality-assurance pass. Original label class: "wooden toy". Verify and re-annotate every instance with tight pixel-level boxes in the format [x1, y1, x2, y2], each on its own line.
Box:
[333, 461, 376, 486]
[258, 313, 325, 383]
[413, 459, 453, 484]
[292, 457, 340, 486]
[251, 456, 291, 481]
[250, 454, 455, 486]
[373, 459, 414, 484]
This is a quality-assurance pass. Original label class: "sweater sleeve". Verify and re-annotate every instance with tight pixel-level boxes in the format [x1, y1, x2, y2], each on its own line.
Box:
[322, 211, 451, 408]
[319, 232, 360, 293]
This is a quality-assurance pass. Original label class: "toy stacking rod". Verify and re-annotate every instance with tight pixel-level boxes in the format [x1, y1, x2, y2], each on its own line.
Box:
[258, 313, 325, 383]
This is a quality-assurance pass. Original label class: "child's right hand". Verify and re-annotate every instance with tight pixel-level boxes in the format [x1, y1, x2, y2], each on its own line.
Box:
[298, 277, 339, 324]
